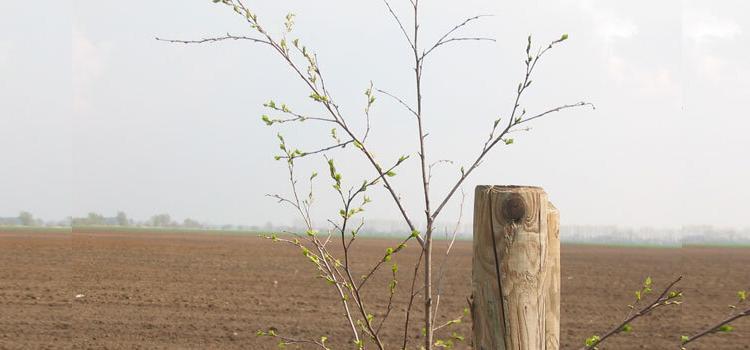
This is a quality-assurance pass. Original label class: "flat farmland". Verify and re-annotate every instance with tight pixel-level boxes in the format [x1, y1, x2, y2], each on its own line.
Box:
[1, 229, 748, 349]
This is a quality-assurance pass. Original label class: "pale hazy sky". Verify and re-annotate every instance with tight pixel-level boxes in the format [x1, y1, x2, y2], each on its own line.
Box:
[1, 1, 748, 229]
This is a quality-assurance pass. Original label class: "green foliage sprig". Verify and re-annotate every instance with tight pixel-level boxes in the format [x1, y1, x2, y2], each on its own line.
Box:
[680, 289, 750, 349]
[581, 276, 683, 350]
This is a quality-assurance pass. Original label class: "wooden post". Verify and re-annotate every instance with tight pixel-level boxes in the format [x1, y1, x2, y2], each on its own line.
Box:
[472, 186, 560, 350]
[545, 203, 561, 349]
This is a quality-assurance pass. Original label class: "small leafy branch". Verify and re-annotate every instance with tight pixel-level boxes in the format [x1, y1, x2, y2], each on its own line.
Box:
[161, 0, 591, 349]
[680, 289, 749, 349]
[581, 278, 749, 350]
[257, 328, 332, 350]
[581, 276, 684, 350]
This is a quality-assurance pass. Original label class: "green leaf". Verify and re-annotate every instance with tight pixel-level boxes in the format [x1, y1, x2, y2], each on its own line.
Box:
[309, 92, 329, 103]
[561, 33, 569, 41]
[718, 325, 734, 333]
[261, 115, 273, 125]
[284, 13, 296, 32]
[385, 170, 397, 177]
[680, 335, 690, 343]
[330, 128, 339, 142]
[585, 335, 601, 347]
[622, 324, 633, 333]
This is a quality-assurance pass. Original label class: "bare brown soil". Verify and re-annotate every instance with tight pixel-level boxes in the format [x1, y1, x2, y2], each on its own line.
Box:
[1, 229, 748, 349]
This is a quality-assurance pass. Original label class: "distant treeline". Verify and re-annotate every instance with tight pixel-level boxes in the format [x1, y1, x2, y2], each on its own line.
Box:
[0, 211, 53, 226]
[3, 212, 749, 245]
[0, 211, 258, 231]
[71, 212, 207, 228]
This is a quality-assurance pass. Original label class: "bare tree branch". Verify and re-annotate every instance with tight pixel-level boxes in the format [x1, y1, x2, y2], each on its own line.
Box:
[681, 297, 749, 348]
[155, 33, 270, 46]
[423, 37, 496, 58]
[381, 0, 416, 50]
[580, 276, 684, 350]
[516, 102, 595, 125]
[276, 141, 354, 160]
[402, 247, 425, 350]
[432, 189, 466, 327]
[431, 35, 592, 221]
[376, 88, 418, 118]
[422, 14, 494, 58]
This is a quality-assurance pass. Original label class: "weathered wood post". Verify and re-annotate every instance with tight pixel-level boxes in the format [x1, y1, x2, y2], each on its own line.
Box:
[472, 185, 560, 350]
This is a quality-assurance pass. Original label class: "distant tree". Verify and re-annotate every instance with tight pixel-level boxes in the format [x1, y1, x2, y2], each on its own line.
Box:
[116, 211, 130, 226]
[150, 213, 172, 227]
[182, 218, 203, 228]
[83, 212, 106, 226]
[18, 211, 35, 226]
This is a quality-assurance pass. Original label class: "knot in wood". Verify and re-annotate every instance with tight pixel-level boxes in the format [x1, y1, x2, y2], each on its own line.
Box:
[502, 194, 526, 223]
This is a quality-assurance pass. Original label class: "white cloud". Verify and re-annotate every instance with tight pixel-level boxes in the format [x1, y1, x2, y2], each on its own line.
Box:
[606, 56, 681, 99]
[682, 9, 743, 82]
[578, 0, 639, 43]
[72, 27, 110, 112]
[577, 1, 678, 98]
[683, 10, 741, 44]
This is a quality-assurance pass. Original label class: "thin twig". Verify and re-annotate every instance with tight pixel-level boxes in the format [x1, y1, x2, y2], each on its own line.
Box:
[681, 304, 750, 348]
[276, 141, 353, 160]
[402, 247, 425, 350]
[431, 36, 592, 221]
[381, 0, 416, 50]
[423, 37, 495, 58]
[580, 276, 684, 350]
[516, 102, 595, 125]
[376, 88, 418, 117]
[422, 14, 494, 58]
[155, 33, 270, 46]
[432, 189, 466, 326]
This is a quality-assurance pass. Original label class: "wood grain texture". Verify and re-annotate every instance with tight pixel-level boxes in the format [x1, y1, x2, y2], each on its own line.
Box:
[545, 203, 560, 349]
[472, 186, 559, 350]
